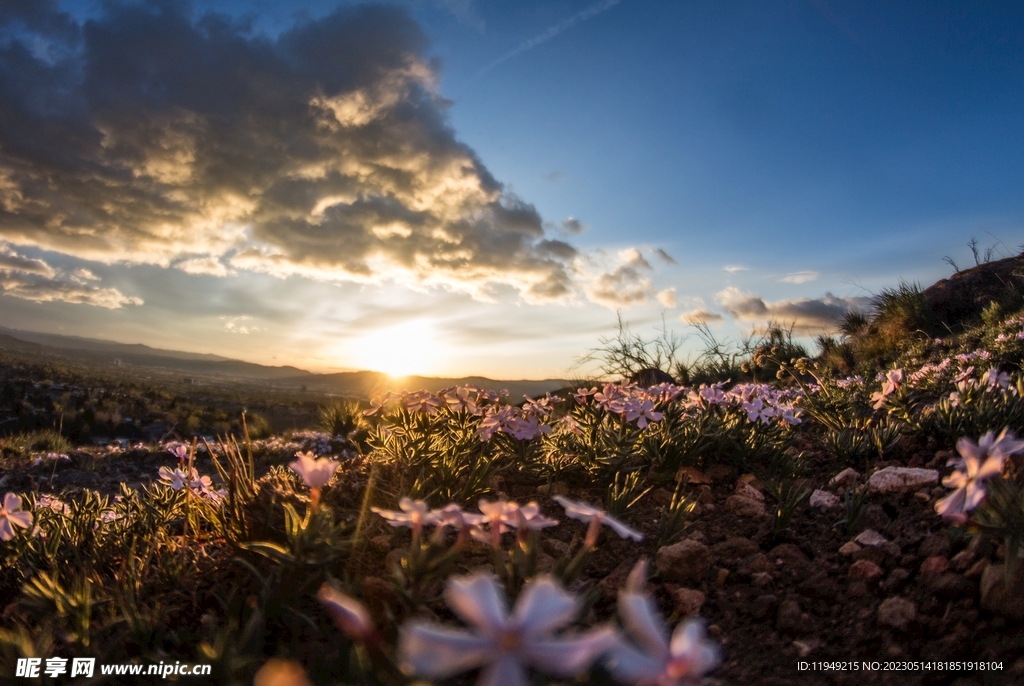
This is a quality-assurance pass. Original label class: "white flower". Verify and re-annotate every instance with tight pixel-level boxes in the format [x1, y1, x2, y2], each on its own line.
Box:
[553, 495, 643, 542]
[289, 451, 339, 489]
[935, 429, 1024, 523]
[398, 573, 617, 686]
[158, 466, 189, 490]
[0, 493, 34, 541]
[606, 561, 720, 686]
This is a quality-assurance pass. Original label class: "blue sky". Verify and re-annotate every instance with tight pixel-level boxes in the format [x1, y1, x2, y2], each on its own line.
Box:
[0, 0, 1022, 378]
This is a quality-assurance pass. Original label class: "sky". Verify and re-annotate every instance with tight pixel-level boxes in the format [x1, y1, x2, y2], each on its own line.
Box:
[1, 0, 1023, 379]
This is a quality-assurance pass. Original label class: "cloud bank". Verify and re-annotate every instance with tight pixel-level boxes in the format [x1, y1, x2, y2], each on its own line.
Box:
[0, 1, 597, 304]
[714, 287, 871, 333]
[0, 244, 141, 308]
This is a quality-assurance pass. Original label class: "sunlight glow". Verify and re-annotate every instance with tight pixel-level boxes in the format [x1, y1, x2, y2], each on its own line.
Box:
[350, 320, 440, 377]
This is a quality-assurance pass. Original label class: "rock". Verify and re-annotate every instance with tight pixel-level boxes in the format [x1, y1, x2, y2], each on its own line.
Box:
[793, 639, 821, 658]
[919, 533, 951, 558]
[725, 495, 765, 518]
[839, 541, 862, 556]
[769, 543, 810, 569]
[750, 594, 778, 620]
[855, 529, 888, 547]
[536, 481, 568, 496]
[711, 537, 760, 564]
[735, 482, 764, 502]
[629, 367, 676, 387]
[927, 573, 975, 599]
[751, 572, 773, 588]
[881, 568, 910, 591]
[853, 545, 888, 566]
[980, 563, 1024, 620]
[714, 568, 730, 585]
[676, 466, 712, 485]
[799, 571, 838, 600]
[655, 539, 711, 584]
[737, 473, 762, 488]
[737, 553, 773, 577]
[849, 559, 884, 580]
[809, 489, 839, 509]
[867, 467, 940, 494]
[598, 560, 634, 598]
[860, 504, 891, 531]
[848, 580, 870, 597]
[705, 464, 734, 483]
[541, 538, 570, 557]
[776, 598, 804, 632]
[914, 491, 931, 503]
[950, 549, 975, 571]
[919, 556, 949, 576]
[829, 467, 861, 486]
[877, 596, 916, 630]
[672, 587, 706, 616]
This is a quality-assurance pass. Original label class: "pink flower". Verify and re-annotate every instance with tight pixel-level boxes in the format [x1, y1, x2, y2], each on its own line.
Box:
[289, 451, 339, 489]
[445, 387, 479, 414]
[0, 493, 33, 541]
[398, 573, 617, 686]
[606, 560, 720, 685]
[573, 387, 599, 404]
[371, 497, 442, 536]
[406, 391, 442, 415]
[624, 398, 664, 429]
[935, 429, 1024, 523]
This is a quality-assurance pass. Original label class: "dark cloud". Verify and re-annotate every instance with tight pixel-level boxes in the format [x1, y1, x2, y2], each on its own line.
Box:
[0, 1, 577, 302]
[715, 287, 871, 333]
[560, 217, 587, 234]
[652, 248, 677, 265]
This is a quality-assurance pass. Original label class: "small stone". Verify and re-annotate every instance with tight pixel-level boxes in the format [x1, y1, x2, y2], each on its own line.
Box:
[867, 466, 940, 494]
[776, 598, 803, 632]
[919, 533, 951, 558]
[877, 596, 916, 630]
[839, 541, 862, 556]
[705, 463, 734, 484]
[980, 563, 1024, 620]
[687, 530, 708, 544]
[881, 568, 910, 591]
[676, 466, 713, 485]
[737, 553, 773, 577]
[672, 587, 706, 616]
[751, 572, 773, 588]
[750, 594, 778, 620]
[793, 639, 821, 658]
[919, 555, 949, 576]
[927, 572, 975, 599]
[809, 489, 839, 509]
[735, 482, 764, 502]
[950, 549, 975, 571]
[541, 538, 570, 557]
[536, 481, 568, 496]
[737, 473, 761, 488]
[855, 529, 888, 547]
[769, 543, 810, 569]
[914, 490, 931, 503]
[715, 568, 730, 585]
[711, 537, 760, 564]
[829, 467, 861, 486]
[848, 580, 870, 597]
[725, 494, 766, 518]
[849, 559, 883, 580]
[697, 486, 714, 504]
[799, 571, 837, 600]
[655, 539, 711, 584]
[707, 624, 721, 637]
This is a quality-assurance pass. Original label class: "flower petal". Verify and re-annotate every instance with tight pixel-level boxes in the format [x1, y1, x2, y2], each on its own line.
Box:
[604, 639, 668, 684]
[0, 519, 13, 541]
[601, 513, 644, 541]
[511, 576, 577, 635]
[445, 574, 509, 631]
[522, 626, 618, 677]
[934, 487, 966, 519]
[669, 620, 720, 675]
[397, 621, 494, 680]
[975, 454, 1006, 481]
[477, 656, 529, 686]
[6, 510, 32, 529]
[4, 492, 23, 512]
[963, 482, 988, 511]
[617, 592, 669, 660]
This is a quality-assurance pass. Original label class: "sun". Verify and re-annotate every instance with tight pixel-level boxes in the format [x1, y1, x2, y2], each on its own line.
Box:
[350, 320, 440, 377]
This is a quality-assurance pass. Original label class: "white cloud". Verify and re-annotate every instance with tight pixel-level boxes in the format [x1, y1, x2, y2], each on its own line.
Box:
[780, 270, 820, 284]
[656, 287, 677, 308]
[585, 247, 654, 309]
[680, 309, 723, 324]
[723, 265, 748, 273]
[0, 243, 141, 308]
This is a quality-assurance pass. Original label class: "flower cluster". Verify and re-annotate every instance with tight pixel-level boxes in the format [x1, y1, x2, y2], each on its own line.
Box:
[0, 493, 33, 541]
[320, 561, 720, 686]
[371, 497, 560, 547]
[157, 465, 224, 501]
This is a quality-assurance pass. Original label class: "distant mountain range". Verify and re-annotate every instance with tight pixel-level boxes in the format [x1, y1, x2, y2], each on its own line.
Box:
[0, 326, 572, 399]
